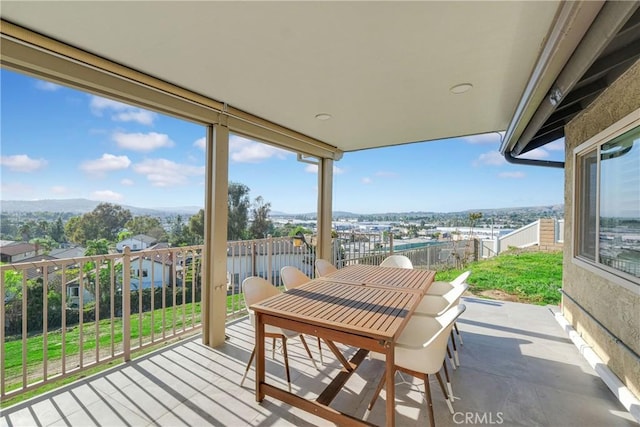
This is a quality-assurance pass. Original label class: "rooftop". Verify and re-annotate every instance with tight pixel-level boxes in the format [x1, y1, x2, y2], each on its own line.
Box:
[2, 297, 635, 426]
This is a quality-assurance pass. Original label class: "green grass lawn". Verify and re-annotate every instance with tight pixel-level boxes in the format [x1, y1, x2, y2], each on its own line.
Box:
[3, 292, 249, 395]
[434, 250, 563, 305]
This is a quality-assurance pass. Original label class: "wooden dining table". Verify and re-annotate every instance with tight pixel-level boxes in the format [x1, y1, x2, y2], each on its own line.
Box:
[250, 264, 435, 426]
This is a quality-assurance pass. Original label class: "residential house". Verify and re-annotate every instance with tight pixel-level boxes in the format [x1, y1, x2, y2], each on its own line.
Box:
[128, 252, 173, 290]
[65, 279, 94, 309]
[116, 234, 157, 252]
[49, 246, 86, 259]
[0, 242, 37, 263]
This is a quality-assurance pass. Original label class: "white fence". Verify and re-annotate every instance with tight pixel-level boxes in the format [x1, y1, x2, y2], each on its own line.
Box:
[481, 219, 564, 258]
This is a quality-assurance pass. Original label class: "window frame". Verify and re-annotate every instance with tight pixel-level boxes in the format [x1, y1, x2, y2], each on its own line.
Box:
[572, 108, 640, 289]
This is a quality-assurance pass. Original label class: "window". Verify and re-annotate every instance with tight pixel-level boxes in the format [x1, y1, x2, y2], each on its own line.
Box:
[131, 268, 149, 277]
[575, 114, 640, 283]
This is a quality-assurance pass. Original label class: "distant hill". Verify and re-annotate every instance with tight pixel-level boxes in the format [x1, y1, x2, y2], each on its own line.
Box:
[0, 198, 563, 219]
[290, 205, 564, 219]
[0, 199, 200, 217]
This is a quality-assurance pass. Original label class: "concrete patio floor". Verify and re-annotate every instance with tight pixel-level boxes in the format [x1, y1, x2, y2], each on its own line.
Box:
[1, 296, 637, 426]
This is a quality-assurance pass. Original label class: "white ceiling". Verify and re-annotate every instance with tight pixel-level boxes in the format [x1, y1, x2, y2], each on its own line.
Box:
[1, 1, 564, 152]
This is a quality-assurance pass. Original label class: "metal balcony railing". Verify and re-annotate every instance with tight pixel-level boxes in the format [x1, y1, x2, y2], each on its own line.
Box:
[1, 234, 476, 400]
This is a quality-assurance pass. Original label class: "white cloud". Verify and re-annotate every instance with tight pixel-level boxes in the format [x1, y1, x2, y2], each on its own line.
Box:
[90, 95, 156, 125]
[112, 132, 174, 152]
[230, 135, 289, 163]
[51, 186, 70, 195]
[362, 177, 372, 184]
[498, 171, 526, 179]
[133, 158, 204, 187]
[193, 137, 206, 150]
[120, 178, 134, 186]
[473, 151, 506, 167]
[194, 135, 291, 163]
[520, 148, 550, 160]
[80, 153, 131, 175]
[35, 81, 62, 91]
[91, 190, 124, 201]
[464, 132, 504, 145]
[0, 154, 48, 172]
[113, 110, 156, 125]
[304, 164, 345, 174]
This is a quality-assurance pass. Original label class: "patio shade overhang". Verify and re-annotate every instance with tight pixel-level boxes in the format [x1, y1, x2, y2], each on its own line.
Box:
[0, 1, 614, 155]
[501, 2, 640, 165]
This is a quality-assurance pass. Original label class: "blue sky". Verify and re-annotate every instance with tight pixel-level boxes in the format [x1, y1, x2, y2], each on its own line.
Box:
[1, 69, 565, 214]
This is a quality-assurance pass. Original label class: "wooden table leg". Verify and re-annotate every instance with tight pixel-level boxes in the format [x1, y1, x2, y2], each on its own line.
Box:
[323, 339, 354, 372]
[385, 343, 395, 427]
[256, 312, 265, 402]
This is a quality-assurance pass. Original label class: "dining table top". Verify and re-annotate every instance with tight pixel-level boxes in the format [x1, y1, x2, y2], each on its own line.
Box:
[251, 277, 421, 342]
[321, 263, 436, 294]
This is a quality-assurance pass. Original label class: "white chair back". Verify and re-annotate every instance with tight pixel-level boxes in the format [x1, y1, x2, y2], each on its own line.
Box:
[280, 266, 310, 290]
[242, 276, 279, 327]
[397, 304, 466, 374]
[451, 271, 471, 286]
[315, 258, 338, 276]
[380, 255, 413, 269]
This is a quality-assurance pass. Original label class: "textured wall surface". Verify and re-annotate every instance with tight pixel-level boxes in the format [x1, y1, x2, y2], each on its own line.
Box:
[563, 59, 640, 399]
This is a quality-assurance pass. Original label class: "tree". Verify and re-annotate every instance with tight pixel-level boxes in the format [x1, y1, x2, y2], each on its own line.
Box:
[124, 215, 167, 241]
[30, 237, 56, 254]
[3, 269, 23, 301]
[288, 225, 312, 237]
[188, 210, 204, 244]
[50, 217, 66, 243]
[89, 203, 133, 242]
[85, 238, 110, 256]
[64, 203, 132, 245]
[117, 230, 132, 242]
[19, 222, 33, 241]
[169, 215, 195, 246]
[64, 216, 86, 245]
[228, 182, 250, 241]
[249, 196, 272, 238]
[36, 220, 49, 238]
[468, 212, 483, 238]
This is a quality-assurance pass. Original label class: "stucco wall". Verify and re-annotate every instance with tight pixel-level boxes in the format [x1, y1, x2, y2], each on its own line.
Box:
[563, 59, 640, 398]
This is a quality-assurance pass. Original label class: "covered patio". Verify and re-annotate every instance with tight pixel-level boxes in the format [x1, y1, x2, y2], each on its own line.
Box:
[1, 1, 639, 425]
[2, 297, 635, 426]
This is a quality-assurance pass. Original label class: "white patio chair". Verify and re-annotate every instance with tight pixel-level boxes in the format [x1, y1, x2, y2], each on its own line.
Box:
[368, 304, 467, 427]
[426, 271, 471, 296]
[415, 283, 469, 369]
[425, 271, 471, 349]
[379, 254, 413, 269]
[239, 276, 318, 392]
[315, 258, 338, 276]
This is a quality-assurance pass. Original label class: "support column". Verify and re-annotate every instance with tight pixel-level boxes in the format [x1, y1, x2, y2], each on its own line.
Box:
[316, 158, 334, 261]
[202, 123, 229, 347]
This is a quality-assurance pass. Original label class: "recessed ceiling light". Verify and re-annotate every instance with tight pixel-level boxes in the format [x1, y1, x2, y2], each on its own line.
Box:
[315, 113, 332, 121]
[450, 83, 473, 94]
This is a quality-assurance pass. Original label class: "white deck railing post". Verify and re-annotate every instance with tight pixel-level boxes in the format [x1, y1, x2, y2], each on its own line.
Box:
[122, 246, 131, 362]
